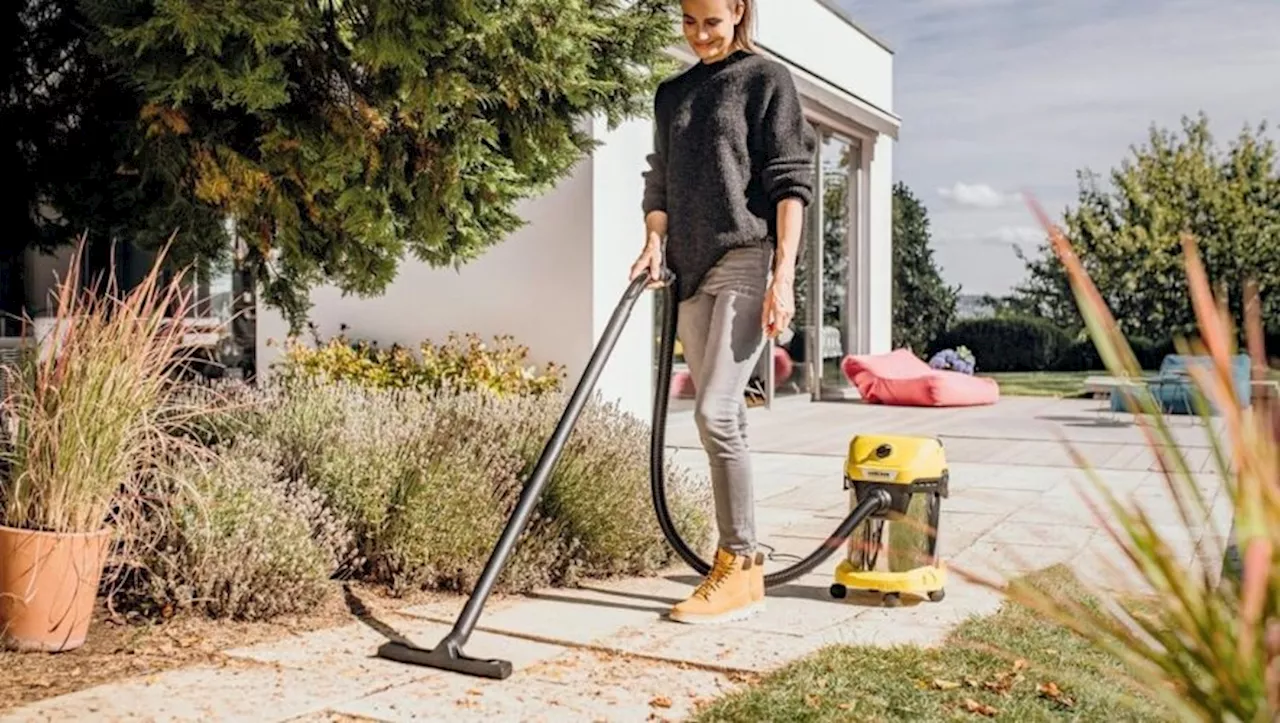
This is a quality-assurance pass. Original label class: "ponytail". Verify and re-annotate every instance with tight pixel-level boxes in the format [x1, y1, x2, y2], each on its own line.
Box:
[733, 0, 758, 52]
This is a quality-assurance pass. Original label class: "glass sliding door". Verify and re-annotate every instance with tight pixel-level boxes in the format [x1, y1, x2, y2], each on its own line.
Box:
[804, 128, 861, 400]
[780, 121, 825, 399]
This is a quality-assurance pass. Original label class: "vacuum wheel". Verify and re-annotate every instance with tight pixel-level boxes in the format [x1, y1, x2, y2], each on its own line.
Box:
[882, 592, 902, 608]
[928, 589, 946, 603]
[829, 583, 847, 599]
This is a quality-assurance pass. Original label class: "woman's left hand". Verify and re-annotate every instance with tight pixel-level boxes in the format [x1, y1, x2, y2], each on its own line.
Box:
[762, 276, 795, 339]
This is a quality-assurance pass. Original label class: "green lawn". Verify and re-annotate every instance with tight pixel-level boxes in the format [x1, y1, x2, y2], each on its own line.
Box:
[986, 367, 1280, 399]
[987, 371, 1093, 398]
[689, 567, 1165, 723]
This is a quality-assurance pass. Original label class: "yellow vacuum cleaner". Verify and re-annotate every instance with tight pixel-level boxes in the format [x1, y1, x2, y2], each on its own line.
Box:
[830, 434, 949, 607]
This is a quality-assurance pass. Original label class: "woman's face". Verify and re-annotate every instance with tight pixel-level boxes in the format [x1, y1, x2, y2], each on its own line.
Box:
[681, 0, 743, 63]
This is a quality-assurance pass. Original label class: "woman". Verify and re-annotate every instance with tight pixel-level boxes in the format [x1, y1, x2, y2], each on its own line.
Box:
[631, 0, 816, 624]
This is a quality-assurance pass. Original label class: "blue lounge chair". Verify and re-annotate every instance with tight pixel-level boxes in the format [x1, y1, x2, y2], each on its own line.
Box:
[1110, 353, 1252, 415]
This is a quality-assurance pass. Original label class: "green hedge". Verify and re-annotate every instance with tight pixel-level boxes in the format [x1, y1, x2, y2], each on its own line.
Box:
[927, 318, 1280, 373]
[927, 317, 1073, 373]
[1052, 336, 1172, 372]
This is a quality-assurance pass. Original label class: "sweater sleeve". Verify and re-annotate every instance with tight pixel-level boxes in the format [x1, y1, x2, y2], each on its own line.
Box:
[641, 85, 669, 215]
[758, 68, 816, 207]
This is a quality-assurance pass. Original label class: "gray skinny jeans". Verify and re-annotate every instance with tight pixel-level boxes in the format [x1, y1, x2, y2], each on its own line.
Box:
[676, 246, 772, 555]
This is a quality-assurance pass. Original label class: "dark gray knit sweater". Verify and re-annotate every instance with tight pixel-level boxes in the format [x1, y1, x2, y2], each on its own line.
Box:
[642, 50, 817, 301]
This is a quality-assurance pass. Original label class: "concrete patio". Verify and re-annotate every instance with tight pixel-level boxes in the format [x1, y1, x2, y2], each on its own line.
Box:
[4, 395, 1235, 722]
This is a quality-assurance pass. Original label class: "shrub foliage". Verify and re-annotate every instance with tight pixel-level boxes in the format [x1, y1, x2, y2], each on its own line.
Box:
[928, 316, 1073, 373]
[104, 377, 713, 618]
[8, 0, 681, 327]
[273, 329, 565, 396]
[110, 440, 355, 621]
[249, 381, 712, 595]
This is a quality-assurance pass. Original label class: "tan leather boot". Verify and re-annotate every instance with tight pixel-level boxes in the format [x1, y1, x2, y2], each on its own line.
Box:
[751, 550, 766, 603]
[669, 548, 764, 624]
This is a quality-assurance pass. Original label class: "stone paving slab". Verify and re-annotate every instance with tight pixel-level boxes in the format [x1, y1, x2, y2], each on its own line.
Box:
[225, 616, 565, 684]
[321, 648, 749, 723]
[2, 660, 386, 723]
[664, 396, 1226, 460]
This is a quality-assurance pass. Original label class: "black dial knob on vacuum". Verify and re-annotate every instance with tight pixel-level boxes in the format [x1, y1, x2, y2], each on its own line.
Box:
[875, 443, 892, 459]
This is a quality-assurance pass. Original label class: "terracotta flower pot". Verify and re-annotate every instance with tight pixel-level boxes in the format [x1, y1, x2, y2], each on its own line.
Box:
[0, 524, 111, 652]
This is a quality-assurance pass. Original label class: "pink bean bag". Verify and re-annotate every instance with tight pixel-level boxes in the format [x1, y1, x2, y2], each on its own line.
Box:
[670, 347, 794, 399]
[773, 346, 795, 386]
[840, 348, 1000, 407]
[670, 369, 697, 399]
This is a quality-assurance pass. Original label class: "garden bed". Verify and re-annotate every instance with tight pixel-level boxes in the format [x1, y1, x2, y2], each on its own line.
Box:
[1, 318, 714, 714]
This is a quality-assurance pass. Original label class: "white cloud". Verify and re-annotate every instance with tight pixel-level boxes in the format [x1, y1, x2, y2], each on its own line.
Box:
[936, 182, 1022, 209]
[935, 226, 1044, 247]
[990, 226, 1044, 246]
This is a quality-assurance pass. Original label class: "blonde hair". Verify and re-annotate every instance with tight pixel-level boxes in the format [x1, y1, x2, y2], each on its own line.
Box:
[733, 0, 758, 52]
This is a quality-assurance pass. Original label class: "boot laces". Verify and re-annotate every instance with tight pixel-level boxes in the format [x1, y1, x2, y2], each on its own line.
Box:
[693, 554, 737, 600]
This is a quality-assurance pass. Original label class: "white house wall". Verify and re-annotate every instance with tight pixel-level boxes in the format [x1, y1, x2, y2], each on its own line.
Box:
[588, 114, 657, 418]
[254, 150, 598, 405]
[755, 0, 893, 113]
[868, 136, 894, 354]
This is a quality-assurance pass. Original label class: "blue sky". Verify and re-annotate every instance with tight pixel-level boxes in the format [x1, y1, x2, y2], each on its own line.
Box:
[837, 0, 1280, 297]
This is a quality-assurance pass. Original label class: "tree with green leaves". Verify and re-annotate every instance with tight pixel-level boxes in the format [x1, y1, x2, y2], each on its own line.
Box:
[1012, 114, 1280, 339]
[6, 0, 678, 329]
[891, 182, 958, 353]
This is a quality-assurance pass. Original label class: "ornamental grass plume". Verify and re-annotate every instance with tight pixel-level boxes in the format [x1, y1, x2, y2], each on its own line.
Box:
[0, 238, 207, 534]
[956, 193, 1278, 721]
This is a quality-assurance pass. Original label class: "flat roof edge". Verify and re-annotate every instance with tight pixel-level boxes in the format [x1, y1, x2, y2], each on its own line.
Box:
[812, 0, 894, 55]
[661, 44, 900, 140]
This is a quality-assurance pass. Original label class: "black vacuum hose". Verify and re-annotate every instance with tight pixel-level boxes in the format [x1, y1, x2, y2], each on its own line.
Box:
[648, 273, 890, 588]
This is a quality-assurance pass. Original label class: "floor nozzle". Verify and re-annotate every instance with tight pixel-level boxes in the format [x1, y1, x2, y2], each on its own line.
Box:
[376, 639, 513, 680]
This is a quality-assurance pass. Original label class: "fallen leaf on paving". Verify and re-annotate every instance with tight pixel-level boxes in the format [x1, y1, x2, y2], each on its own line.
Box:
[649, 696, 673, 709]
[962, 698, 998, 717]
[466, 688, 483, 696]
[932, 679, 962, 690]
[838, 703, 854, 711]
